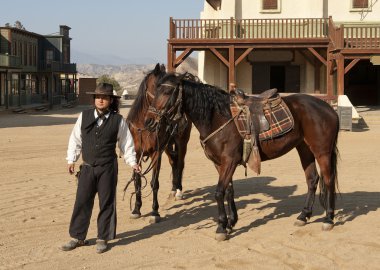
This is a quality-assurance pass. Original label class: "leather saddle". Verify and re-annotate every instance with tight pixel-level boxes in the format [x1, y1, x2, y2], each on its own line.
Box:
[230, 88, 294, 175]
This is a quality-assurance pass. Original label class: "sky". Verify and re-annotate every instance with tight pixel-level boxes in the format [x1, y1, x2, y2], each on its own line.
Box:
[1, 0, 205, 64]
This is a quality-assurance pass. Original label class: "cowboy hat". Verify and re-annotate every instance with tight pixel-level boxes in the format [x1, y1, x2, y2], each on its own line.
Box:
[86, 83, 121, 98]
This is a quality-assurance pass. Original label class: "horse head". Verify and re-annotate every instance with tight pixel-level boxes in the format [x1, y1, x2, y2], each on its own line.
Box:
[144, 72, 187, 132]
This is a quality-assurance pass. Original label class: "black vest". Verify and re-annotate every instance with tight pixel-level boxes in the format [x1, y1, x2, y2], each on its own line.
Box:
[81, 109, 122, 166]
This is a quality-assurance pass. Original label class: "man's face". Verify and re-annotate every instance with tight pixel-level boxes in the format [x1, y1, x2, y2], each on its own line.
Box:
[94, 94, 112, 111]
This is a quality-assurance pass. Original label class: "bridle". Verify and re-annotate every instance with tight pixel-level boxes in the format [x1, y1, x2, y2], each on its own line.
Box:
[147, 82, 184, 127]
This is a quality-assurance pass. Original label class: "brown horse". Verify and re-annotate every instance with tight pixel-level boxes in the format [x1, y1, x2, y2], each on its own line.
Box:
[145, 72, 339, 240]
[126, 64, 192, 223]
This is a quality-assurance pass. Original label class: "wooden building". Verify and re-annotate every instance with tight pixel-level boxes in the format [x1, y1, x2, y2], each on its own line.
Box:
[0, 25, 77, 109]
[167, 0, 380, 105]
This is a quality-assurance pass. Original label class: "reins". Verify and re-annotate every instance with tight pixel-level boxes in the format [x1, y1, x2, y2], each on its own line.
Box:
[123, 109, 180, 210]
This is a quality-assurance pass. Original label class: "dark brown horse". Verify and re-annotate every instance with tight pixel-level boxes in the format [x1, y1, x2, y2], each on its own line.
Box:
[145, 72, 339, 240]
[126, 64, 192, 223]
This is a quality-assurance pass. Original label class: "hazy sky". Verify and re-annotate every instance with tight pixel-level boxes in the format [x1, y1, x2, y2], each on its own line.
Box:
[1, 0, 204, 64]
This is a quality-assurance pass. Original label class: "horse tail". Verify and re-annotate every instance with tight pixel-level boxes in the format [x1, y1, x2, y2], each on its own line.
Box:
[319, 122, 340, 209]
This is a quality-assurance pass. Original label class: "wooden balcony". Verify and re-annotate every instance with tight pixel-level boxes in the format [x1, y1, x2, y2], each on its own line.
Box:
[0, 54, 22, 69]
[169, 17, 380, 51]
[38, 61, 77, 73]
[170, 18, 329, 45]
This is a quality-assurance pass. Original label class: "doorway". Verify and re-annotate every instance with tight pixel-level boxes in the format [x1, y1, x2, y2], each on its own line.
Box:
[270, 66, 285, 92]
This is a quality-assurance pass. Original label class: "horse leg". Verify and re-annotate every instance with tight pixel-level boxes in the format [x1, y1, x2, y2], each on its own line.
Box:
[225, 182, 238, 234]
[316, 154, 337, 231]
[173, 138, 188, 200]
[294, 141, 319, 226]
[149, 154, 162, 224]
[130, 171, 142, 219]
[215, 162, 237, 241]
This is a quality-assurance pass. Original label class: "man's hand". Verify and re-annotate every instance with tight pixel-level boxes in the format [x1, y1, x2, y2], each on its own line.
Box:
[132, 164, 141, 173]
[68, 163, 75, 175]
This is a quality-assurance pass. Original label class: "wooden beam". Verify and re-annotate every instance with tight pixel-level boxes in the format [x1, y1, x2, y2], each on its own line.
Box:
[326, 45, 334, 96]
[229, 46, 235, 90]
[308, 47, 327, 66]
[337, 53, 345, 96]
[210, 47, 229, 67]
[174, 48, 193, 68]
[344, 59, 360, 74]
[235, 48, 253, 66]
[167, 44, 175, 72]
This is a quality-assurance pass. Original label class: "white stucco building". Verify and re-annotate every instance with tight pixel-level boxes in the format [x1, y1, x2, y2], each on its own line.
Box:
[168, 0, 380, 105]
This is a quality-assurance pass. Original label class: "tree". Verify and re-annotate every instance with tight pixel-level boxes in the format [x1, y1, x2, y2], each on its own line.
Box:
[5, 23, 10, 27]
[97, 75, 122, 95]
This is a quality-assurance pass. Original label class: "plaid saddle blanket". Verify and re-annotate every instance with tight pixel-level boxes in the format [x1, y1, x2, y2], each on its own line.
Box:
[230, 95, 294, 141]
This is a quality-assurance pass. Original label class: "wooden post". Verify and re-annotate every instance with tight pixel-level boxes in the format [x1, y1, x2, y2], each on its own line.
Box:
[314, 60, 321, 93]
[167, 44, 175, 72]
[326, 46, 334, 96]
[228, 46, 235, 91]
[336, 53, 345, 96]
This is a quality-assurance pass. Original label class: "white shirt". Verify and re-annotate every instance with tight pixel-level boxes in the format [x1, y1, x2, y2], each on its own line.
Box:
[66, 110, 137, 167]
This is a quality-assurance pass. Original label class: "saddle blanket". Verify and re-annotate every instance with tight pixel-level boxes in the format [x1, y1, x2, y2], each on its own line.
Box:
[230, 98, 294, 141]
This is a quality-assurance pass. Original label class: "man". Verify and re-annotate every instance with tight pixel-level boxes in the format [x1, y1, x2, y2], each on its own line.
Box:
[61, 83, 140, 254]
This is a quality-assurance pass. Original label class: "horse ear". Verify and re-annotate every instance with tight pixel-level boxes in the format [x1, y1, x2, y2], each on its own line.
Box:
[153, 63, 161, 75]
[160, 64, 166, 73]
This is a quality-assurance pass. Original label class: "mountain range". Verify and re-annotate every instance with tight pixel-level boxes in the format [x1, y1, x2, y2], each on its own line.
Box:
[76, 57, 198, 95]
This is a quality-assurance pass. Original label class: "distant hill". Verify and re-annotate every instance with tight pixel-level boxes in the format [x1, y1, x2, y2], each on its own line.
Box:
[72, 49, 157, 65]
[77, 57, 198, 95]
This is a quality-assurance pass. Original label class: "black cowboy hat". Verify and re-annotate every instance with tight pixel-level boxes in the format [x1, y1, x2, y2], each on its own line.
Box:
[86, 83, 121, 98]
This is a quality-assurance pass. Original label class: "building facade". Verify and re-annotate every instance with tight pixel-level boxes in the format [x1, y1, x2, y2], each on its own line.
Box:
[167, 0, 380, 105]
[0, 25, 77, 109]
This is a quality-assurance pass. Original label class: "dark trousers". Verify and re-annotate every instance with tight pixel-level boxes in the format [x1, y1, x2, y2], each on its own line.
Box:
[69, 159, 118, 241]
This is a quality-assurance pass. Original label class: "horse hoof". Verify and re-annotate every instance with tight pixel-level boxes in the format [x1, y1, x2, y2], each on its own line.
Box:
[215, 233, 227, 241]
[294, 219, 307, 227]
[130, 213, 141, 219]
[175, 189, 183, 200]
[149, 215, 161, 224]
[226, 227, 233, 234]
[322, 223, 334, 231]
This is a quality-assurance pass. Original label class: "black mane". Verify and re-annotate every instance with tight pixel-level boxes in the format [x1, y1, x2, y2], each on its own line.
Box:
[157, 73, 231, 125]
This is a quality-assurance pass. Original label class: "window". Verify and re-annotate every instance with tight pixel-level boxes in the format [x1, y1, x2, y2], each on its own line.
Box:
[261, 0, 281, 13]
[46, 50, 53, 65]
[353, 0, 368, 8]
[351, 0, 371, 12]
[263, 0, 278, 10]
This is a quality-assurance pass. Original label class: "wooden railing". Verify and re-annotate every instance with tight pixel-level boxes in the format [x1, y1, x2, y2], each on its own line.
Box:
[170, 17, 328, 40]
[343, 25, 380, 49]
[170, 17, 380, 50]
[38, 61, 77, 73]
[0, 54, 21, 68]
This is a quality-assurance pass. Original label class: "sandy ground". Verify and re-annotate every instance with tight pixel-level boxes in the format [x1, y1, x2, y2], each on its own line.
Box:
[0, 101, 380, 270]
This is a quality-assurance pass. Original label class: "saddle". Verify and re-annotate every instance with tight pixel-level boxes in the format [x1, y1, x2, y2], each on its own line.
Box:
[230, 88, 294, 175]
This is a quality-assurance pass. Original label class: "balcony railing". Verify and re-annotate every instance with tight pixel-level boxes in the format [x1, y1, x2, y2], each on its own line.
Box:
[170, 18, 329, 40]
[170, 17, 380, 50]
[0, 54, 21, 68]
[39, 61, 77, 73]
[344, 25, 380, 49]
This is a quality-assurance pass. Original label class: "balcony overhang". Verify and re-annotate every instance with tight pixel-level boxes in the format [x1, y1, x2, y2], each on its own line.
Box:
[206, 0, 221, 10]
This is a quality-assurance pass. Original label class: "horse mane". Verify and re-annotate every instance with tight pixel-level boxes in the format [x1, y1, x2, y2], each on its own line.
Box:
[127, 68, 165, 122]
[158, 72, 231, 125]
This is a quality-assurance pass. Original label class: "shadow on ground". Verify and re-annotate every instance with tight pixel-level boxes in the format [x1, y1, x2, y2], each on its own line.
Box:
[110, 176, 380, 249]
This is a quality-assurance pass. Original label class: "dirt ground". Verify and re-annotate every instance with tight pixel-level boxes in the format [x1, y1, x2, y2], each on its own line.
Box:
[0, 102, 379, 270]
